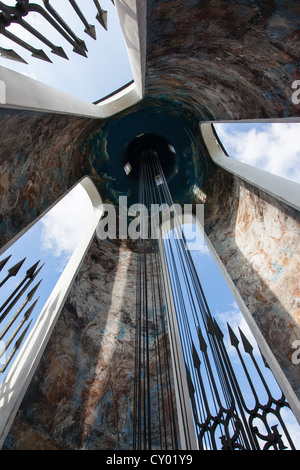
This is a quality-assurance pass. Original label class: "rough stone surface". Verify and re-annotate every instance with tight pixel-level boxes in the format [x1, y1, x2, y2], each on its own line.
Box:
[145, 0, 300, 120]
[0, 109, 89, 252]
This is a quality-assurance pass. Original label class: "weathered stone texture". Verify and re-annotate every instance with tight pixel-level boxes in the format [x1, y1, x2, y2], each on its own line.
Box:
[0, 109, 89, 252]
[145, 0, 300, 120]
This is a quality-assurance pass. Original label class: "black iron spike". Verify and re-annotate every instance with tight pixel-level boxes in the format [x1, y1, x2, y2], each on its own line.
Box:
[31, 263, 44, 280]
[15, 320, 32, 349]
[93, 0, 107, 30]
[0, 255, 12, 272]
[0, 26, 52, 62]
[23, 297, 39, 320]
[239, 327, 254, 355]
[0, 257, 26, 288]
[197, 325, 226, 410]
[68, 0, 97, 39]
[213, 318, 224, 341]
[0, 263, 44, 322]
[7, 258, 26, 277]
[227, 322, 240, 349]
[0, 296, 30, 342]
[17, 18, 69, 59]
[0, 280, 41, 341]
[0, 260, 39, 314]
[72, 42, 88, 57]
[31, 48, 53, 62]
[191, 340, 201, 369]
[96, 9, 107, 30]
[0, 298, 37, 360]
[26, 279, 42, 302]
[206, 315, 216, 336]
[185, 363, 200, 427]
[197, 325, 207, 352]
[185, 363, 195, 396]
[0, 320, 32, 374]
[39, 1, 88, 56]
[0, 46, 27, 63]
[51, 45, 68, 59]
[26, 260, 40, 279]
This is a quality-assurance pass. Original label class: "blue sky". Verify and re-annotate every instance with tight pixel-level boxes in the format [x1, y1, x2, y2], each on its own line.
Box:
[214, 122, 300, 184]
[0, 1, 300, 448]
[0, 184, 94, 379]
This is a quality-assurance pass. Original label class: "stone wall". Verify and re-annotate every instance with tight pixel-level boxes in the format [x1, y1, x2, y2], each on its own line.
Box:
[145, 0, 300, 121]
[0, 109, 89, 252]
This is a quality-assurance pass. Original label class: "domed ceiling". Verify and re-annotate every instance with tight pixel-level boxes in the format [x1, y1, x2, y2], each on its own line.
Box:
[79, 98, 213, 210]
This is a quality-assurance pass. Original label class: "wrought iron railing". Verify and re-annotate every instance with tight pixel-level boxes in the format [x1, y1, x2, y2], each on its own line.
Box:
[0, 255, 43, 376]
[165, 225, 297, 450]
[132, 146, 298, 450]
[186, 317, 295, 450]
[0, 0, 114, 64]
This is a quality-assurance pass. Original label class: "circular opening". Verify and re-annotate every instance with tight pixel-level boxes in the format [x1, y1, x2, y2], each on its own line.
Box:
[123, 133, 177, 180]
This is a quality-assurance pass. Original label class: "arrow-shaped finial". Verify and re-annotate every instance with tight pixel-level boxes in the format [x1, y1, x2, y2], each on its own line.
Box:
[0, 255, 12, 272]
[227, 323, 239, 349]
[206, 316, 216, 336]
[192, 341, 201, 369]
[26, 280, 42, 302]
[0, 258, 26, 288]
[25, 260, 40, 279]
[239, 327, 253, 355]
[23, 297, 39, 320]
[197, 326, 207, 352]
[8, 258, 26, 277]
[0, 46, 28, 64]
[213, 318, 224, 341]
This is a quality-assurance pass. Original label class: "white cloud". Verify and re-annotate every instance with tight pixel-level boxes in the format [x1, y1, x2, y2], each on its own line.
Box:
[40, 184, 94, 260]
[215, 123, 300, 184]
